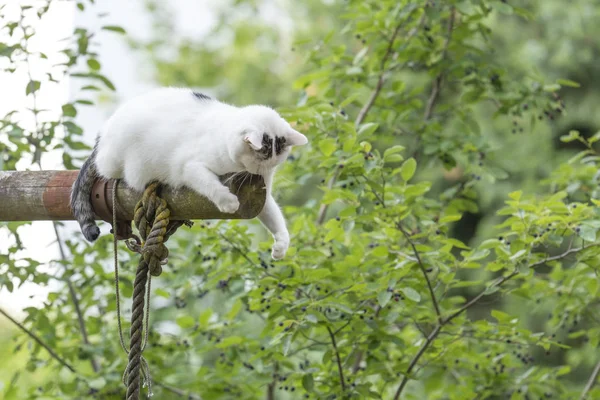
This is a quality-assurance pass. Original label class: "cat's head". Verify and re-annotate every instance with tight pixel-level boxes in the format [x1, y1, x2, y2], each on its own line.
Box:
[234, 105, 308, 175]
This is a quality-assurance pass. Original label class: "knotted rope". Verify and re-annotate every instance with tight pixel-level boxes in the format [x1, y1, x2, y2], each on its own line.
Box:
[112, 181, 190, 400]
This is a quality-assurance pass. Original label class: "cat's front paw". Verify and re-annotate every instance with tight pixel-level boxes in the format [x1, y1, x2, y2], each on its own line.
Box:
[215, 192, 240, 214]
[271, 233, 289, 260]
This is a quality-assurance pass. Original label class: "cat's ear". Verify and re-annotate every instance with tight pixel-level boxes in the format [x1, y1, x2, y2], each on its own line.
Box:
[243, 131, 263, 150]
[287, 129, 308, 146]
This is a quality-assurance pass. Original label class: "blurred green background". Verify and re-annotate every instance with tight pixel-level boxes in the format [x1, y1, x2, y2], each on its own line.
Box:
[2, 0, 600, 398]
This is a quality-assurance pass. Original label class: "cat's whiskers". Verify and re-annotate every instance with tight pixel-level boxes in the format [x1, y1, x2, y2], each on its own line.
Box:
[240, 171, 252, 189]
[223, 171, 246, 186]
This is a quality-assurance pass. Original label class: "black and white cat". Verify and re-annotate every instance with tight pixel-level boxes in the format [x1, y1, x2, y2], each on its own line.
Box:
[70, 87, 307, 259]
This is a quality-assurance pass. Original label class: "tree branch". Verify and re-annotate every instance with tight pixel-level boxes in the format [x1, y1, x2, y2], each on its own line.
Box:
[327, 326, 346, 392]
[423, 7, 455, 121]
[392, 242, 599, 399]
[154, 380, 202, 399]
[423, 75, 442, 121]
[580, 359, 600, 400]
[0, 307, 75, 373]
[351, 350, 363, 375]
[445, 243, 598, 325]
[0, 170, 266, 222]
[53, 223, 100, 373]
[393, 325, 441, 400]
[266, 362, 279, 400]
[354, 20, 405, 127]
[316, 170, 340, 225]
[397, 223, 442, 322]
[443, 273, 515, 325]
[351, 304, 385, 374]
[317, 10, 424, 225]
[391, 11, 592, 396]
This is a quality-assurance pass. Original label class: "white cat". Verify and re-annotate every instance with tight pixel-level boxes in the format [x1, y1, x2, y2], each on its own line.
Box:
[70, 87, 307, 259]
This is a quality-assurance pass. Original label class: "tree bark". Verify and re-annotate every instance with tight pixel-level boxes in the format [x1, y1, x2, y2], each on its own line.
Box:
[0, 170, 265, 221]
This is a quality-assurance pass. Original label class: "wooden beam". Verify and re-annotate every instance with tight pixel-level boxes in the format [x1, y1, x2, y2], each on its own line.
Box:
[0, 170, 266, 222]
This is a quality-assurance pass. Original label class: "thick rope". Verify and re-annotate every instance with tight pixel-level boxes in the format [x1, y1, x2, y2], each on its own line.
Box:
[126, 258, 151, 400]
[126, 182, 170, 400]
[109, 181, 191, 400]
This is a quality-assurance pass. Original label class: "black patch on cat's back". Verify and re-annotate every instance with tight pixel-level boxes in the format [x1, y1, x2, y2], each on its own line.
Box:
[192, 91, 211, 101]
[258, 133, 273, 159]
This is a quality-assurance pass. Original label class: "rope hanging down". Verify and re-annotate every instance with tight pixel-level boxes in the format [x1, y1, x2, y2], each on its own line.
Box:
[112, 181, 191, 400]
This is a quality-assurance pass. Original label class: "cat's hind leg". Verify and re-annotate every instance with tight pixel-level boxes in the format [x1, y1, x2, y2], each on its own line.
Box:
[95, 145, 124, 181]
[123, 156, 152, 191]
[181, 161, 240, 214]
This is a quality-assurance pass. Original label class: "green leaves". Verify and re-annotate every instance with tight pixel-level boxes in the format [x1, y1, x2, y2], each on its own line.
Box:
[155, 288, 170, 298]
[71, 72, 116, 91]
[216, 336, 244, 348]
[400, 287, 421, 303]
[543, 83, 561, 92]
[399, 158, 417, 181]
[318, 137, 337, 156]
[560, 130, 580, 143]
[324, 218, 345, 242]
[383, 145, 405, 163]
[4, 1, 600, 399]
[377, 291, 392, 307]
[491, 309, 513, 323]
[61, 103, 77, 118]
[556, 78, 580, 88]
[25, 80, 40, 95]
[87, 377, 106, 390]
[357, 123, 379, 138]
[86, 58, 101, 71]
[176, 315, 195, 329]
[302, 374, 314, 392]
[101, 25, 126, 34]
[491, 1, 514, 15]
[226, 298, 243, 320]
[578, 225, 597, 242]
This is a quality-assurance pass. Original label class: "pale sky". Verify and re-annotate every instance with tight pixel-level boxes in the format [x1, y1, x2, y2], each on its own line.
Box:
[0, 1, 75, 313]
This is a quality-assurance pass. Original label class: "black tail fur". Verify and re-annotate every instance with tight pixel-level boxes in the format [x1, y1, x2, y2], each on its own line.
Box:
[70, 141, 100, 241]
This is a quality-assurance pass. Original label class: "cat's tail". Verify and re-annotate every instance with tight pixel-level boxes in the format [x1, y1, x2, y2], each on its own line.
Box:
[70, 141, 100, 241]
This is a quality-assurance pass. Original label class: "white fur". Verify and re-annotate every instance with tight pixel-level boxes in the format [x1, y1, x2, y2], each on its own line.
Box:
[95, 87, 307, 259]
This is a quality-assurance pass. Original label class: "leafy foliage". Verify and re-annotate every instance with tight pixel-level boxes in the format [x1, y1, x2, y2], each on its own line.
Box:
[2, 0, 600, 399]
